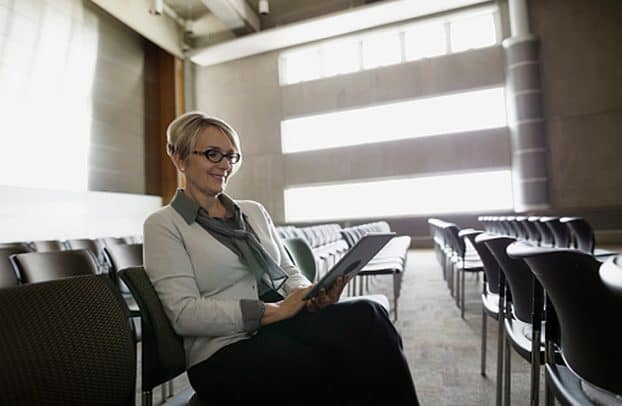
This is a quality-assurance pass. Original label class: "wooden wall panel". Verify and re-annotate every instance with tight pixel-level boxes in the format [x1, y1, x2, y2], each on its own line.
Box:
[143, 40, 179, 204]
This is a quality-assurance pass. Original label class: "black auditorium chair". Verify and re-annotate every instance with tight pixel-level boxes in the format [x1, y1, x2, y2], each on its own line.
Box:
[541, 217, 571, 248]
[471, 232, 506, 406]
[103, 243, 143, 295]
[102, 236, 126, 247]
[525, 217, 542, 245]
[30, 239, 65, 252]
[0, 275, 136, 405]
[0, 241, 31, 250]
[560, 216, 618, 259]
[10, 249, 98, 283]
[103, 243, 144, 341]
[534, 217, 555, 247]
[65, 237, 107, 271]
[508, 244, 622, 405]
[452, 227, 484, 318]
[483, 235, 545, 406]
[120, 266, 203, 406]
[0, 246, 30, 287]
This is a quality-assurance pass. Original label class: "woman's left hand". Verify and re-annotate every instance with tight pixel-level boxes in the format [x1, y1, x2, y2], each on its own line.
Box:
[305, 275, 350, 312]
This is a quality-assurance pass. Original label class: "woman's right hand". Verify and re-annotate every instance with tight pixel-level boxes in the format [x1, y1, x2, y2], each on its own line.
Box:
[260, 286, 313, 326]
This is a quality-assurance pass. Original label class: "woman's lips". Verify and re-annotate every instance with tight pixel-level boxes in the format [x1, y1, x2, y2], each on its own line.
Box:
[210, 173, 226, 182]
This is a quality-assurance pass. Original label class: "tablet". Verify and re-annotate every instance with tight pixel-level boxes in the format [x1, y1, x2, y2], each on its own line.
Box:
[303, 232, 395, 300]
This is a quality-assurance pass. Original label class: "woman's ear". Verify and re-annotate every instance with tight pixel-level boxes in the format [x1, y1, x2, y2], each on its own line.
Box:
[171, 154, 186, 173]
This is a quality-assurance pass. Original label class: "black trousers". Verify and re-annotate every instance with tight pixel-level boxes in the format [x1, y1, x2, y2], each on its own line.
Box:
[188, 298, 419, 405]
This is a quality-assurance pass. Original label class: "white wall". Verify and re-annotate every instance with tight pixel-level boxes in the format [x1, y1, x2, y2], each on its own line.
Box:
[0, 186, 161, 243]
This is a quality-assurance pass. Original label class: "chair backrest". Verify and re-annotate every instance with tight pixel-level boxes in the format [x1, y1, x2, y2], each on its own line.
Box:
[525, 217, 542, 245]
[508, 245, 622, 395]
[0, 275, 136, 405]
[104, 243, 143, 293]
[282, 237, 317, 282]
[560, 217, 595, 254]
[444, 224, 466, 258]
[119, 266, 186, 393]
[481, 235, 535, 322]
[0, 242, 32, 250]
[535, 218, 555, 247]
[541, 217, 571, 248]
[31, 239, 65, 252]
[10, 249, 98, 284]
[102, 236, 126, 247]
[65, 238, 101, 257]
[0, 246, 31, 288]
[464, 231, 501, 295]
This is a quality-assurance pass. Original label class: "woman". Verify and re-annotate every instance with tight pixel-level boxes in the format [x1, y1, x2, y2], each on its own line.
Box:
[144, 111, 418, 405]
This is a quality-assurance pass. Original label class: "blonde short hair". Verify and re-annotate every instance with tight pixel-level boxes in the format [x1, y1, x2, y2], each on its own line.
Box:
[166, 111, 242, 172]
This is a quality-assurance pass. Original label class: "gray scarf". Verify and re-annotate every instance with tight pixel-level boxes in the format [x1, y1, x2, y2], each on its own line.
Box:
[194, 197, 288, 297]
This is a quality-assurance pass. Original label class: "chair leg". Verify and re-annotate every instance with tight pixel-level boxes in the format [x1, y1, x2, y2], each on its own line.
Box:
[530, 328, 541, 406]
[460, 270, 466, 318]
[168, 380, 174, 398]
[455, 267, 460, 305]
[481, 308, 487, 376]
[393, 271, 399, 321]
[544, 368, 554, 406]
[142, 390, 153, 406]
[496, 316, 504, 406]
[503, 334, 511, 406]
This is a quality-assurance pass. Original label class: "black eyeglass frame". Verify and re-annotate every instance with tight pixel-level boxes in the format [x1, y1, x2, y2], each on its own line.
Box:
[192, 149, 241, 164]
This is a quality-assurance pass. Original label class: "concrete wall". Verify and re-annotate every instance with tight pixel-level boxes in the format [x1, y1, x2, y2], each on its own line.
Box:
[0, 0, 158, 242]
[195, 44, 509, 225]
[194, 0, 622, 243]
[529, 0, 622, 210]
[0, 0, 147, 194]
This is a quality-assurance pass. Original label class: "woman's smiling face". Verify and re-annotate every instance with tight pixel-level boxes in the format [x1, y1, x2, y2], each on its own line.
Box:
[182, 125, 237, 198]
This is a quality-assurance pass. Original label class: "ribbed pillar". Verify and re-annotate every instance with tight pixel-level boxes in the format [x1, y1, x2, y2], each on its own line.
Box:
[503, 0, 549, 212]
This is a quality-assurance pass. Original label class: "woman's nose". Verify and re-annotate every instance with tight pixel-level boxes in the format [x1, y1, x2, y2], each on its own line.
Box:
[218, 158, 233, 170]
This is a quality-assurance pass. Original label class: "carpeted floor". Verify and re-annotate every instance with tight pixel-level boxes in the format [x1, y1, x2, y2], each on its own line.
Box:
[141, 249, 552, 405]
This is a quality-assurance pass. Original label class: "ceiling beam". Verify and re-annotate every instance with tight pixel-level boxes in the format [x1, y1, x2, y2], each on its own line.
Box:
[89, 0, 184, 57]
[190, 0, 491, 66]
[200, 0, 261, 33]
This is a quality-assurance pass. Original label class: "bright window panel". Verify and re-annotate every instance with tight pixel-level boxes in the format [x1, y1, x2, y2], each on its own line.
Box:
[404, 22, 447, 61]
[450, 12, 497, 53]
[284, 170, 513, 222]
[322, 39, 360, 77]
[281, 48, 321, 84]
[281, 87, 506, 153]
[361, 31, 401, 70]
[0, 6, 98, 191]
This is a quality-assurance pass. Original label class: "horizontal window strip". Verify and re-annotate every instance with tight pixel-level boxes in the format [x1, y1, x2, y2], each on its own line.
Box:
[284, 169, 513, 222]
[279, 5, 499, 86]
[281, 87, 507, 154]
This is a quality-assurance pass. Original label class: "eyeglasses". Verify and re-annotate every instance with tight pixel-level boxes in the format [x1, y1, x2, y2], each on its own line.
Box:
[192, 149, 241, 164]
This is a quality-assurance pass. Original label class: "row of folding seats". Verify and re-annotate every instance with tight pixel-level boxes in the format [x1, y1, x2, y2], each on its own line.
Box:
[277, 221, 410, 320]
[277, 223, 348, 277]
[427, 218, 484, 318]
[0, 235, 141, 252]
[0, 240, 185, 404]
[430, 215, 622, 405]
[478, 215, 615, 258]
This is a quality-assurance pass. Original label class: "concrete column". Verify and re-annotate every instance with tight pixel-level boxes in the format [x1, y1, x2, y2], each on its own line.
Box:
[503, 0, 549, 212]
